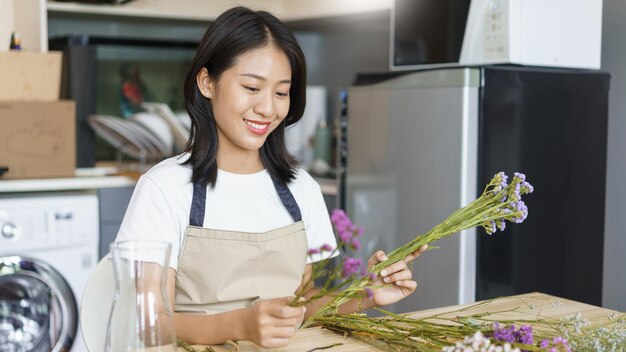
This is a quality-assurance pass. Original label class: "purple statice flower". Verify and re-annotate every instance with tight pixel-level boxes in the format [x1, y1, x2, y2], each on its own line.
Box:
[518, 325, 533, 345]
[364, 287, 374, 299]
[540, 339, 550, 348]
[493, 322, 516, 343]
[330, 208, 349, 225]
[514, 182, 521, 199]
[496, 219, 506, 231]
[307, 248, 320, 255]
[521, 181, 534, 194]
[331, 209, 353, 238]
[331, 208, 364, 248]
[338, 230, 352, 243]
[517, 201, 529, 223]
[510, 201, 528, 224]
[320, 243, 334, 252]
[514, 172, 526, 182]
[351, 237, 361, 251]
[492, 172, 509, 193]
[493, 323, 535, 346]
[341, 257, 363, 278]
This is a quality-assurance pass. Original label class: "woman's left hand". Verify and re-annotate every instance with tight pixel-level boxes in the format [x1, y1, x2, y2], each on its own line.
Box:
[367, 245, 428, 307]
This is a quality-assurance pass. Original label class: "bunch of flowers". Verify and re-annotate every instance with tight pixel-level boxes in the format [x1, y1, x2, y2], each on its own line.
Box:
[313, 299, 578, 352]
[443, 327, 571, 352]
[304, 171, 534, 325]
[290, 171, 625, 351]
[292, 209, 371, 305]
[552, 312, 626, 351]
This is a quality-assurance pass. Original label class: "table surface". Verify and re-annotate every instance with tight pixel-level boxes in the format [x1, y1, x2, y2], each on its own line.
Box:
[179, 292, 620, 352]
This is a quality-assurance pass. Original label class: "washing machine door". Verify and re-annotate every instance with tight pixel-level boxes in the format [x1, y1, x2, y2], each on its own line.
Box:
[0, 256, 78, 352]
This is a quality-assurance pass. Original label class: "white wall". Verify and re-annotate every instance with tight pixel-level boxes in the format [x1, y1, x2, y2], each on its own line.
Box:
[601, 0, 626, 312]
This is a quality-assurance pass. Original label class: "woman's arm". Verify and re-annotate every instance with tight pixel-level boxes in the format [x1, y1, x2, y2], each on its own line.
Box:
[167, 269, 305, 348]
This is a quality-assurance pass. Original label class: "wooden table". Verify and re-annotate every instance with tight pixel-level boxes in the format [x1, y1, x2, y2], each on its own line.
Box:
[180, 292, 620, 352]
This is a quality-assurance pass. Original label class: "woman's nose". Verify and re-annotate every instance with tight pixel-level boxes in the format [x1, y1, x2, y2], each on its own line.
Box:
[253, 91, 274, 117]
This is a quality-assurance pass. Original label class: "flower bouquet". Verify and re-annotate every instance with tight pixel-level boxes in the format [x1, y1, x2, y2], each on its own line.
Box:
[285, 171, 624, 351]
[299, 172, 533, 325]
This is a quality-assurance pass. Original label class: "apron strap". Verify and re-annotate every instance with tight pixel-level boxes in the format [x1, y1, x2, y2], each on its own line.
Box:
[270, 177, 302, 222]
[189, 174, 302, 227]
[189, 181, 207, 227]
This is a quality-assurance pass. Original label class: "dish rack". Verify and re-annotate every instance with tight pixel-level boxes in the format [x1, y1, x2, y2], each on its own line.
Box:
[87, 102, 190, 171]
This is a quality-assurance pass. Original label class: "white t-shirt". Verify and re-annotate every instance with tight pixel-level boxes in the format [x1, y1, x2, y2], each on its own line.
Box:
[116, 154, 337, 269]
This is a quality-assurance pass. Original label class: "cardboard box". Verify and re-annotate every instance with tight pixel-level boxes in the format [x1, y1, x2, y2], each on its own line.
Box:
[0, 51, 62, 101]
[0, 101, 76, 179]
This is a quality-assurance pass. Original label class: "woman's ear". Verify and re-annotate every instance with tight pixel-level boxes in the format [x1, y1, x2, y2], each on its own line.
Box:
[196, 67, 213, 99]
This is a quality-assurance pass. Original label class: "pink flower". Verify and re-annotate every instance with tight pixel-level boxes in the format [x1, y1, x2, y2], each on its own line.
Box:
[320, 244, 334, 252]
[351, 238, 361, 251]
[341, 257, 363, 278]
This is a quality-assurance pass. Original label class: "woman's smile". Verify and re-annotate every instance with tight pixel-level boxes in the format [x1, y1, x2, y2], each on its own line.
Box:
[243, 118, 272, 135]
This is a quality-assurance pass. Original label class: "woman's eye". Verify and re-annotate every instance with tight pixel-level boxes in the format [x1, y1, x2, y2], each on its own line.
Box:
[243, 86, 259, 92]
[276, 92, 289, 98]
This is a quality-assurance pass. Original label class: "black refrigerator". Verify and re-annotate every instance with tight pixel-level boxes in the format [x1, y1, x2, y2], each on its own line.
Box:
[343, 66, 609, 314]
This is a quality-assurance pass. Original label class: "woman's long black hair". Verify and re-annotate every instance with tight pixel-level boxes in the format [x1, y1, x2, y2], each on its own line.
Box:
[183, 6, 307, 188]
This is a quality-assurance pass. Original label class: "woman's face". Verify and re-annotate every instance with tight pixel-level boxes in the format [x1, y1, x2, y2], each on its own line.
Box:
[200, 45, 292, 155]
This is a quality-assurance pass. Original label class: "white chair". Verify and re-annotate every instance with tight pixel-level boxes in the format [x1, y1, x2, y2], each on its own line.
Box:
[80, 257, 115, 352]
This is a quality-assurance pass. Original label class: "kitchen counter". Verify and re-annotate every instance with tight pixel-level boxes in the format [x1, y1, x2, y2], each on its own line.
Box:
[183, 292, 621, 351]
[0, 175, 137, 193]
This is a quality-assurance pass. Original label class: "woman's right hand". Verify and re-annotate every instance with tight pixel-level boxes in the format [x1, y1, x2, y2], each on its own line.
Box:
[243, 296, 306, 348]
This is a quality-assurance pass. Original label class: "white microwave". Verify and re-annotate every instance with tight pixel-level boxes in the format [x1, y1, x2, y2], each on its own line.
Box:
[391, 0, 603, 70]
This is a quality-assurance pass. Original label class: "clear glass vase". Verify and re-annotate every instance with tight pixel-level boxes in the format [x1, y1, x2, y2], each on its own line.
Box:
[106, 240, 177, 352]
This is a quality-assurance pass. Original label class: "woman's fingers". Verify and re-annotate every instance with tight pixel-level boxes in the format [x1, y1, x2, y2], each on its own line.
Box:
[370, 245, 428, 269]
[396, 279, 417, 291]
[402, 244, 428, 263]
[368, 250, 388, 267]
[380, 259, 409, 277]
[381, 268, 413, 284]
[265, 297, 306, 318]
[272, 326, 296, 338]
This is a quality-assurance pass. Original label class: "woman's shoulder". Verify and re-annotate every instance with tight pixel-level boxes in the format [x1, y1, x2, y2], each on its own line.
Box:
[141, 153, 192, 188]
[289, 168, 322, 194]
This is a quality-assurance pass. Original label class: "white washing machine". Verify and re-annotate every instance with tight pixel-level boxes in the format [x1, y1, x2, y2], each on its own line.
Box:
[0, 193, 99, 352]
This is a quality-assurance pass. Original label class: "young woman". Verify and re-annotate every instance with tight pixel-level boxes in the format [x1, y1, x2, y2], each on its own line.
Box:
[116, 6, 427, 348]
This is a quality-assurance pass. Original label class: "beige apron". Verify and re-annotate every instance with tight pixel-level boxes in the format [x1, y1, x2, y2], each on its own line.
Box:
[174, 178, 308, 315]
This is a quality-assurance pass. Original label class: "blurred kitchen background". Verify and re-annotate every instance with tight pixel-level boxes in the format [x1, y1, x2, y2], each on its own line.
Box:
[1, 0, 625, 351]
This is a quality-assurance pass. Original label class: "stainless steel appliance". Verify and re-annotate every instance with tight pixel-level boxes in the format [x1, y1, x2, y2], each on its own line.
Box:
[344, 66, 609, 314]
